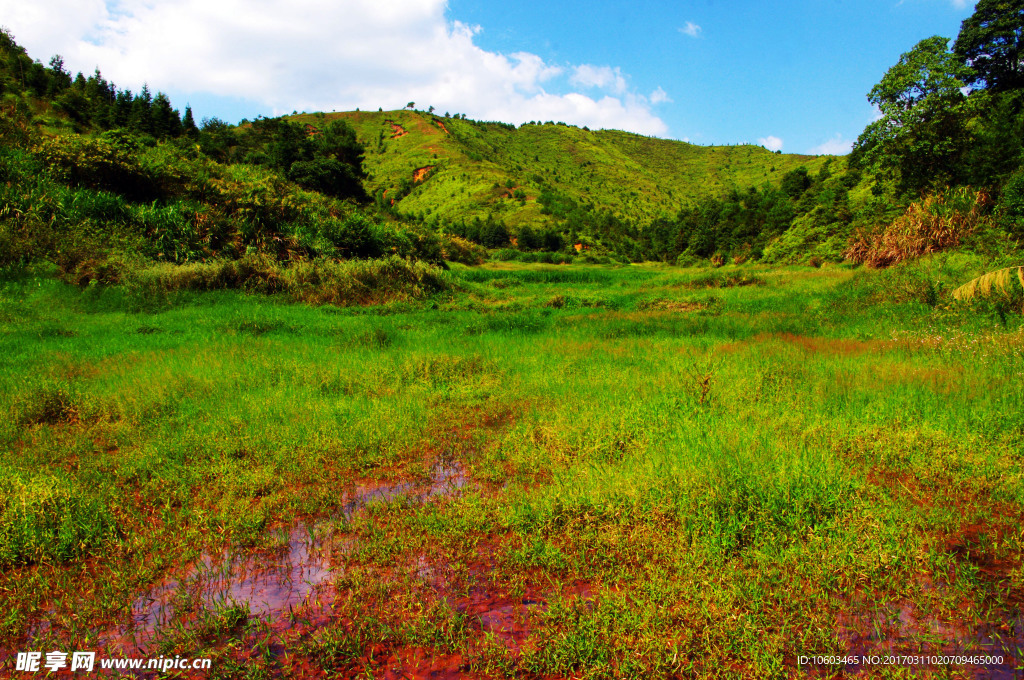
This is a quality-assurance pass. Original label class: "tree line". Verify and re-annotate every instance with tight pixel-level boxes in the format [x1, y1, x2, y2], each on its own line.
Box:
[0, 30, 198, 140]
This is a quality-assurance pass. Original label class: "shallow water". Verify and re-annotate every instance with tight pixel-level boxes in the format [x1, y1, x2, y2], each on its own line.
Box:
[107, 460, 469, 654]
[836, 592, 1024, 678]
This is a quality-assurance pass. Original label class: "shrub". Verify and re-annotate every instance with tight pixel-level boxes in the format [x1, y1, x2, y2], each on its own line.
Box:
[68, 189, 130, 224]
[34, 134, 157, 200]
[318, 212, 382, 259]
[844, 188, 992, 267]
[122, 254, 451, 307]
[439, 235, 486, 265]
[63, 253, 135, 286]
[406, 230, 447, 267]
[212, 166, 300, 250]
[139, 142, 217, 201]
[124, 253, 286, 295]
[952, 265, 1024, 315]
[133, 200, 210, 263]
[288, 157, 363, 199]
[996, 170, 1024, 241]
[681, 271, 766, 289]
[16, 381, 81, 425]
[675, 252, 700, 267]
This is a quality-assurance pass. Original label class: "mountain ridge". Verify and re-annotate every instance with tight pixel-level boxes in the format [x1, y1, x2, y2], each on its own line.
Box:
[290, 109, 835, 231]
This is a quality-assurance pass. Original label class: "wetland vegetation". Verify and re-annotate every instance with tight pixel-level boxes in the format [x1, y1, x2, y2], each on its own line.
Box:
[2, 257, 1023, 678]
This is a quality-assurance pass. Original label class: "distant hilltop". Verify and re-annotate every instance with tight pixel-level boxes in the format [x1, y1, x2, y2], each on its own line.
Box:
[288, 109, 833, 232]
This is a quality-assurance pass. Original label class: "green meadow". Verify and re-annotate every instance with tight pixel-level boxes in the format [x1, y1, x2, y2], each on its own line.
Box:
[2, 256, 1022, 678]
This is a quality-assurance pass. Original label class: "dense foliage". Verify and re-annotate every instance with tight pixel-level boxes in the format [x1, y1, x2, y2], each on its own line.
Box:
[3, 2, 1024, 276]
[852, 1, 1024, 204]
[198, 115, 366, 201]
[0, 31, 196, 140]
[0, 29, 463, 297]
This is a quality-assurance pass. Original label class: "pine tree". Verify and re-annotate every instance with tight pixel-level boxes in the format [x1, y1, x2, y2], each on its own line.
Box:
[182, 105, 199, 137]
[46, 55, 71, 96]
[130, 84, 154, 134]
[150, 92, 179, 138]
[114, 89, 133, 128]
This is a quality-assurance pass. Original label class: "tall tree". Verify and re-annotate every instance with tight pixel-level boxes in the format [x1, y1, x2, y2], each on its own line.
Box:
[954, 0, 1024, 91]
[86, 69, 115, 129]
[149, 92, 181, 138]
[46, 55, 71, 96]
[852, 36, 975, 195]
[182, 105, 199, 137]
[315, 119, 362, 167]
[129, 83, 153, 134]
[113, 89, 133, 128]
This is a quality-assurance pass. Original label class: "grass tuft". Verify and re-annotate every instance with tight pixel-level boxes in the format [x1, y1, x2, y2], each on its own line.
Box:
[844, 188, 992, 267]
[0, 472, 116, 565]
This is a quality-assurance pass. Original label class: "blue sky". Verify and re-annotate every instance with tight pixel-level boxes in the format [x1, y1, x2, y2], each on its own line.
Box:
[0, 0, 979, 154]
[448, 0, 979, 152]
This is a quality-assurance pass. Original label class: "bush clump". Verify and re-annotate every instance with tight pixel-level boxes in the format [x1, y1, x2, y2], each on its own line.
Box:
[34, 134, 158, 200]
[439, 235, 487, 265]
[844, 188, 992, 267]
[122, 254, 451, 306]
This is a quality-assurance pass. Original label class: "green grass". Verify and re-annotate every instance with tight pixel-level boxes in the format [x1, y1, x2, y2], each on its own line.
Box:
[1, 257, 1022, 677]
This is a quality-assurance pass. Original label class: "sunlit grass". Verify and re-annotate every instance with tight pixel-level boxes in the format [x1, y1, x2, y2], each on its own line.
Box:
[1, 256, 1022, 676]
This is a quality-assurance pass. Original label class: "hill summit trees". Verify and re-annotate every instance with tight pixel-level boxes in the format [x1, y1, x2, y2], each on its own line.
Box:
[853, 0, 1024, 198]
[954, 0, 1024, 91]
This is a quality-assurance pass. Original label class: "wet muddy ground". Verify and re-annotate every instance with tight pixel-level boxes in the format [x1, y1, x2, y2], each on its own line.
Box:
[55, 449, 621, 679]
[103, 460, 468, 654]
[833, 592, 1024, 678]
[11, 450, 1020, 679]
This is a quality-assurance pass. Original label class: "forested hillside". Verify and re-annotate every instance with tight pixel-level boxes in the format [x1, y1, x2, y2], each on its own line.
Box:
[2, 0, 1024, 275]
[0, 30, 480, 305]
[283, 110, 841, 262]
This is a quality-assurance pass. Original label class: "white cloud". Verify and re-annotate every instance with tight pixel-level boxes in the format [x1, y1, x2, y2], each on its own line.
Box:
[758, 135, 783, 152]
[0, 0, 668, 136]
[679, 21, 702, 38]
[649, 86, 671, 104]
[570, 64, 627, 95]
[808, 134, 853, 155]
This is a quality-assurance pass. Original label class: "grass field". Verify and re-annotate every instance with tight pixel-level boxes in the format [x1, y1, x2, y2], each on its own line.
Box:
[1, 257, 1023, 678]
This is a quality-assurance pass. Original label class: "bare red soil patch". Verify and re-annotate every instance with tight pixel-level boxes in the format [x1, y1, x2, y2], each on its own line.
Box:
[717, 332, 895, 356]
[413, 165, 434, 183]
[385, 120, 407, 139]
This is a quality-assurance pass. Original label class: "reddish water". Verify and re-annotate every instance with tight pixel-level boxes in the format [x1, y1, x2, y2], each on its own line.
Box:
[105, 461, 469, 655]
[836, 593, 1024, 678]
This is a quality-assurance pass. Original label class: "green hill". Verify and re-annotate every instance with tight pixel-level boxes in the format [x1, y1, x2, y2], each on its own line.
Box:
[8, 23, 1013, 269]
[0, 27, 855, 268]
[292, 110, 834, 230]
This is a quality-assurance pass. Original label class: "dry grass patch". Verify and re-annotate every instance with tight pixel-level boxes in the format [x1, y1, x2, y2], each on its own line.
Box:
[845, 189, 992, 268]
